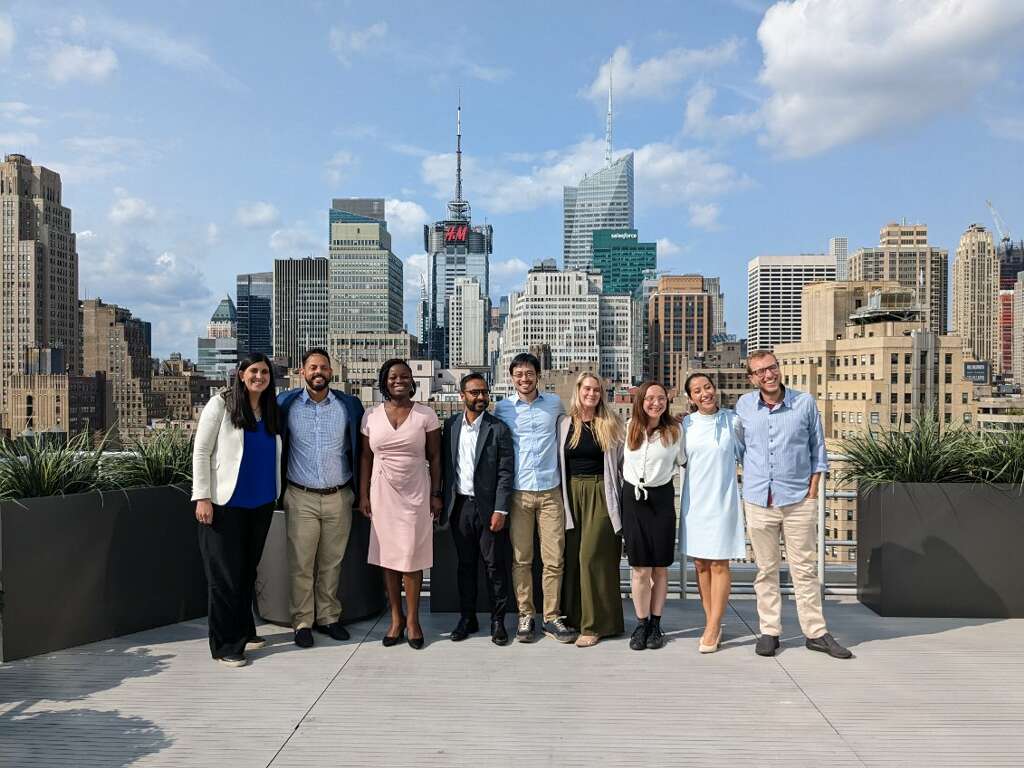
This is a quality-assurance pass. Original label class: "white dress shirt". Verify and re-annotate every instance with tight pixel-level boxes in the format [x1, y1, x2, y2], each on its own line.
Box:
[622, 424, 686, 500]
[456, 413, 507, 515]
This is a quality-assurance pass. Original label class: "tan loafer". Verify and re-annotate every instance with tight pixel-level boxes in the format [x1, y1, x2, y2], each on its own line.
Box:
[575, 634, 600, 648]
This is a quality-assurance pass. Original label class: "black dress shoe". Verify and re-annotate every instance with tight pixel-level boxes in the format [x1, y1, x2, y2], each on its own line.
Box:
[450, 615, 478, 642]
[381, 621, 406, 647]
[805, 632, 853, 659]
[755, 634, 780, 657]
[314, 621, 350, 641]
[491, 619, 508, 646]
[408, 633, 425, 650]
[294, 628, 314, 648]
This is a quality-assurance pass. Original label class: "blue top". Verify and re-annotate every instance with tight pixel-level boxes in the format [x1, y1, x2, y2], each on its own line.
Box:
[734, 386, 827, 507]
[286, 389, 351, 489]
[680, 409, 746, 560]
[494, 391, 565, 492]
[226, 421, 277, 509]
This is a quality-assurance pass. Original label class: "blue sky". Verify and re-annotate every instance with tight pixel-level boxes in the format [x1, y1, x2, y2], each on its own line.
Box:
[2, 0, 1023, 358]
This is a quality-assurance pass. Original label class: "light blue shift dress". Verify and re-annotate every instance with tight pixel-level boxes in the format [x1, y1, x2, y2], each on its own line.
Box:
[679, 409, 746, 560]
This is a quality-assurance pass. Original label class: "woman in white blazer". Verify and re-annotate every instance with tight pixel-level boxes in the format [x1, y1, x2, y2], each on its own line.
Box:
[192, 352, 282, 668]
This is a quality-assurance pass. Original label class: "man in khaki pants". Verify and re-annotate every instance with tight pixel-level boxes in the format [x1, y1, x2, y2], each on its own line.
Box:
[494, 353, 576, 644]
[278, 348, 364, 648]
[735, 350, 851, 660]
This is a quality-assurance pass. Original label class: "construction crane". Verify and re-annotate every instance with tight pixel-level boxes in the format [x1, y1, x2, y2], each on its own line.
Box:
[986, 199, 1011, 245]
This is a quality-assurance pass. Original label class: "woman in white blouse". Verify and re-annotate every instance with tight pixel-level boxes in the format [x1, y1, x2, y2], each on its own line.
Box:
[621, 381, 686, 651]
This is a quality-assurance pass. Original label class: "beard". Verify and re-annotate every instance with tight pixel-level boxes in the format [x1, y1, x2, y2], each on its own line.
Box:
[306, 374, 328, 391]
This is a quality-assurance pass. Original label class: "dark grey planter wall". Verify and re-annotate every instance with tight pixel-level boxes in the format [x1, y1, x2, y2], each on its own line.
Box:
[255, 508, 386, 625]
[0, 486, 205, 662]
[857, 483, 1024, 618]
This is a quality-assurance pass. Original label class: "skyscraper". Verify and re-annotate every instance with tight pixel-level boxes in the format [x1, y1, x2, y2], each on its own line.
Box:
[830, 236, 849, 281]
[425, 101, 492, 366]
[590, 228, 655, 295]
[273, 257, 329, 368]
[328, 198, 403, 337]
[747, 254, 837, 352]
[648, 275, 713, 392]
[997, 240, 1023, 379]
[447, 277, 488, 368]
[236, 272, 273, 357]
[849, 221, 948, 334]
[197, 297, 238, 380]
[702, 276, 727, 338]
[563, 78, 634, 271]
[953, 223, 999, 367]
[1013, 272, 1024, 385]
[0, 154, 80, 427]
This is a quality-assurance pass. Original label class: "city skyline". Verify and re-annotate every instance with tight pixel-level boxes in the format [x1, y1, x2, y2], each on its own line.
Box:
[1, 2, 1023, 356]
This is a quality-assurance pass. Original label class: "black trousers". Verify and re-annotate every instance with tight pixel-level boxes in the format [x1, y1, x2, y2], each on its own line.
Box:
[197, 502, 274, 658]
[450, 495, 511, 620]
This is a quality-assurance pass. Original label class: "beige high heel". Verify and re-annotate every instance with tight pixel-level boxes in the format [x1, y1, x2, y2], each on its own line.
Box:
[698, 628, 722, 654]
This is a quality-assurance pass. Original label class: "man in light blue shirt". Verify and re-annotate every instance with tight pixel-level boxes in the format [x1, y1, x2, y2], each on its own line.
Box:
[494, 353, 576, 644]
[278, 348, 364, 649]
[736, 350, 851, 660]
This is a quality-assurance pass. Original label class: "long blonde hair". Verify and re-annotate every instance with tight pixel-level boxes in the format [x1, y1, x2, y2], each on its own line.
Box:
[567, 372, 624, 451]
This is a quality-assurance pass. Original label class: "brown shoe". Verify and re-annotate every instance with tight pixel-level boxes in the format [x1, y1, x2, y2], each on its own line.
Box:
[575, 634, 600, 647]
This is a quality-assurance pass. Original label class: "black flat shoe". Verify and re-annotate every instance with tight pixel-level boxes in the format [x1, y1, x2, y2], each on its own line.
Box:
[450, 615, 478, 642]
[755, 634, 780, 657]
[491, 619, 509, 646]
[382, 621, 406, 647]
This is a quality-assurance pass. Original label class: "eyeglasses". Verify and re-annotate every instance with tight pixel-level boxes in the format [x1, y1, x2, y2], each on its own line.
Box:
[749, 362, 780, 379]
[464, 389, 489, 397]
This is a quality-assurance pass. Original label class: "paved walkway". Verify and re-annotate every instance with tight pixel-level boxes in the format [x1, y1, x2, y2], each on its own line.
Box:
[2, 597, 1023, 767]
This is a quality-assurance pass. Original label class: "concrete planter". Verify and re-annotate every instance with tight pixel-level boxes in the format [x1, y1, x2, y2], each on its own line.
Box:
[254, 508, 386, 625]
[857, 483, 1024, 618]
[0, 485, 205, 662]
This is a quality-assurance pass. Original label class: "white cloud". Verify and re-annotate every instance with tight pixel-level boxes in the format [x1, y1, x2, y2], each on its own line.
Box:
[757, 0, 1024, 157]
[48, 44, 118, 83]
[402, 253, 428, 297]
[583, 39, 741, 103]
[236, 201, 279, 228]
[269, 226, 321, 256]
[491, 258, 530, 278]
[108, 190, 156, 225]
[988, 116, 1024, 142]
[0, 132, 39, 148]
[62, 136, 147, 155]
[0, 102, 40, 126]
[385, 198, 429, 237]
[683, 82, 761, 140]
[329, 22, 388, 67]
[656, 237, 682, 257]
[206, 222, 220, 245]
[688, 202, 721, 230]
[0, 16, 13, 58]
[325, 150, 354, 185]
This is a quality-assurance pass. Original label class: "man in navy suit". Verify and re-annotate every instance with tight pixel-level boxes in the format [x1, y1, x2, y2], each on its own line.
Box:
[442, 372, 515, 645]
[277, 348, 364, 648]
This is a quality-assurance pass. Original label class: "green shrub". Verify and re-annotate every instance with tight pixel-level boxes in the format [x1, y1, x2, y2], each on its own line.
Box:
[102, 428, 194, 490]
[0, 432, 108, 499]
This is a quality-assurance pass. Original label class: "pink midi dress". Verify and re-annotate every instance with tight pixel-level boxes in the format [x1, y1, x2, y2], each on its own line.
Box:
[361, 402, 440, 572]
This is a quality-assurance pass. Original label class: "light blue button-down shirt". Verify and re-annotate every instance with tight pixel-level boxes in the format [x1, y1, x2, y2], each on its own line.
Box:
[494, 391, 564, 492]
[735, 386, 827, 508]
[286, 389, 351, 489]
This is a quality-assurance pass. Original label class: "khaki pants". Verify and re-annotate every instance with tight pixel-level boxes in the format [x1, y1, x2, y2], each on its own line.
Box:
[510, 488, 565, 622]
[285, 485, 353, 629]
[744, 497, 827, 639]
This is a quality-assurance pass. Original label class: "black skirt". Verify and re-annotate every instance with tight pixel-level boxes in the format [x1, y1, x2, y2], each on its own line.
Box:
[621, 481, 676, 567]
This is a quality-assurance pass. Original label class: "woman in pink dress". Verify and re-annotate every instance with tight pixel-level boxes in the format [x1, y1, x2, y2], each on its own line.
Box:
[359, 359, 442, 649]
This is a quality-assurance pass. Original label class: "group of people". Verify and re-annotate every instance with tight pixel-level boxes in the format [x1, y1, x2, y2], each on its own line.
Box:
[192, 346, 852, 667]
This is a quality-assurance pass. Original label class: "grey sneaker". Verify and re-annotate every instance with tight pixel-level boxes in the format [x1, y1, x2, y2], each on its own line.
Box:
[542, 617, 578, 644]
[516, 615, 537, 643]
[805, 632, 852, 659]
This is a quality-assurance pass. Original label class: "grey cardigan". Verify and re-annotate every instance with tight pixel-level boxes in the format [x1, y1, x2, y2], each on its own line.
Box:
[556, 415, 625, 533]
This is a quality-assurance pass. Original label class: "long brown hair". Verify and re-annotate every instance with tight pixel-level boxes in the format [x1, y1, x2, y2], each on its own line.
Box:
[626, 381, 679, 450]
[567, 372, 623, 451]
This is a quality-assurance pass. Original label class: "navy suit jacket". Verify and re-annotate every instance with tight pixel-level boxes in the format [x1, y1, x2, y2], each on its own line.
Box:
[277, 387, 365, 504]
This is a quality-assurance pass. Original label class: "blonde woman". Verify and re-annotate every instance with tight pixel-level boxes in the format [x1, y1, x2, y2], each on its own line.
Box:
[557, 373, 625, 647]
[621, 381, 686, 651]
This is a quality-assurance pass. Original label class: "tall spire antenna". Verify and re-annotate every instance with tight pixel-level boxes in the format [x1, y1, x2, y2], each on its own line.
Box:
[448, 89, 471, 221]
[605, 67, 613, 167]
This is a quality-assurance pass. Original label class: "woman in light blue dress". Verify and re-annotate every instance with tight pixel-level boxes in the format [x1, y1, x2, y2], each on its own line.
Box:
[680, 373, 745, 654]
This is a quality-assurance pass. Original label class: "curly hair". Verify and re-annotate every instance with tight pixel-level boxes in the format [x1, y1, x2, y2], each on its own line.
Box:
[377, 358, 417, 401]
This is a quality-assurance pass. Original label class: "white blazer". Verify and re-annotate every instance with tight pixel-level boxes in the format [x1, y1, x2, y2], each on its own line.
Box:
[191, 393, 283, 505]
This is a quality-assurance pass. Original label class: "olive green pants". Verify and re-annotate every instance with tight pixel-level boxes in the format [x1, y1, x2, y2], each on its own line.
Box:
[561, 475, 624, 637]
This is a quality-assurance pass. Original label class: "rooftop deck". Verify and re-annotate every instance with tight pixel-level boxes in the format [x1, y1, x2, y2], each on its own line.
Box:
[2, 596, 1022, 767]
